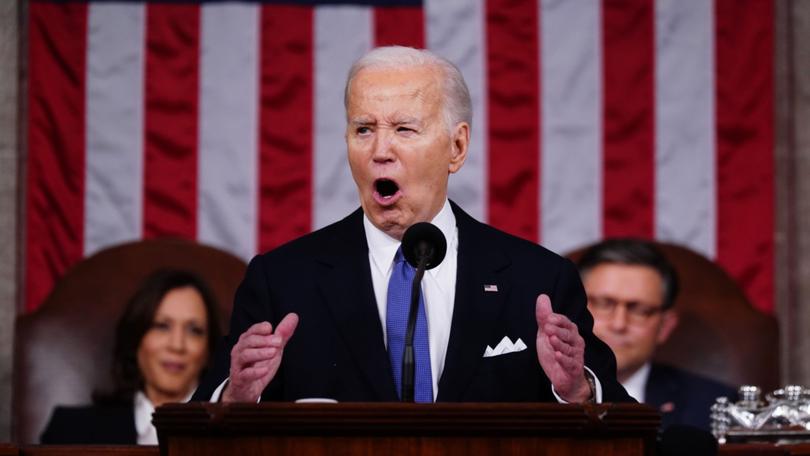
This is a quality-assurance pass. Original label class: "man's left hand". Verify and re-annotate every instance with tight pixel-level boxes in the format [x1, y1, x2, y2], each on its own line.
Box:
[535, 294, 592, 403]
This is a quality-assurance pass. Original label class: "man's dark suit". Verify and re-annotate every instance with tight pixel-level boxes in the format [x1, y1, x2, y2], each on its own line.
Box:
[646, 363, 737, 431]
[193, 202, 633, 402]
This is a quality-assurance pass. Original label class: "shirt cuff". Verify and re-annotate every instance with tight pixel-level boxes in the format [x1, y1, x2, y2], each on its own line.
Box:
[551, 366, 603, 404]
[210, 378, 263, 404]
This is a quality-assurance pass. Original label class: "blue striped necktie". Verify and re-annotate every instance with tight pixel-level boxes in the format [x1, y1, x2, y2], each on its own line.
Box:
[386, 247, 433, 402]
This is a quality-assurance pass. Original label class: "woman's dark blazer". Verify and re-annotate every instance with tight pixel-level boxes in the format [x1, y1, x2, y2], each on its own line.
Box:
[40, 403, 136, 444]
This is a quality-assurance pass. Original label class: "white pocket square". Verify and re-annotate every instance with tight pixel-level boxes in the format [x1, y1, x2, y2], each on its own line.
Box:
[483, 336, 527, 357]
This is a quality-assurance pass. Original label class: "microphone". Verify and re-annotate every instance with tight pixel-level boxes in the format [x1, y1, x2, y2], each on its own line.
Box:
[399, 222, 447, 402]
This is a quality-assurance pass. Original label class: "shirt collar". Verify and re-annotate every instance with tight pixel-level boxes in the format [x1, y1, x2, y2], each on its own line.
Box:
[134, 389, 195, 442]
[620, 362, 651, 403]
[134, 391, 155, 442]
[364, 200, 456, 276]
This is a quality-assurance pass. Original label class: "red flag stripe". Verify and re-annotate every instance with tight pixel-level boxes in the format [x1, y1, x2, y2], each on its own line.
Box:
[374, 6, 425, 48]
[714, 0, 774, 313]
[485, 0, 540, 243]
[25, 3, 88, 312]
[601, 0, 655, 238]
[142, 4, 200, 239]
[258, 5, 314, 253]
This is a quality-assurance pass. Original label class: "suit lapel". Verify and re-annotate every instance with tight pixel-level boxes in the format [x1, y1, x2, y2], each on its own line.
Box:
[437, 203, 511, 401]
[315, 209, 398, 401]
[645, 364, 681, 421]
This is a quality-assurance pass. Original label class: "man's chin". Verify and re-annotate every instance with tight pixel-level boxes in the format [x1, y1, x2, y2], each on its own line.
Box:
[368, 211, 407, 240]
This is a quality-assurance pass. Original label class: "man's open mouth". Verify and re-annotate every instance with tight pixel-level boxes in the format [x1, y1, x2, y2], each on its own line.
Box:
[373, 178, 402, 205]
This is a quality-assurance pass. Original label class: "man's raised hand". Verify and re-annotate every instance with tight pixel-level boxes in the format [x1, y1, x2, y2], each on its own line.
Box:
[222, 313, 299, 403]
[535, 294, 591, 403]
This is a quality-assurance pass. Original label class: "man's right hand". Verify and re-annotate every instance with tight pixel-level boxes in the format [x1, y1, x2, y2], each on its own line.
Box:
[222, 313, 299, 403]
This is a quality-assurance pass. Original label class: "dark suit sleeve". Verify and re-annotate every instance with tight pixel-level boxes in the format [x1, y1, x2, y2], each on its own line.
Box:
[552, 259, 634, 403]
[192, 254, 280, 401]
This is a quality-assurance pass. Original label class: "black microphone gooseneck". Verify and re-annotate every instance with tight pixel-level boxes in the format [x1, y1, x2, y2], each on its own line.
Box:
[399, 222, 447, 402]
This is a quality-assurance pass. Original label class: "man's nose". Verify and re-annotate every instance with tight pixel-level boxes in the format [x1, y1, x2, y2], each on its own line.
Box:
[372, 130, 395, 162]
[608, 304, 629, 331]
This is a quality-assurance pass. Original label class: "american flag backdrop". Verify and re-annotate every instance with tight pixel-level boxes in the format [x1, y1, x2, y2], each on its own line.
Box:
[24, 0, 774, 313]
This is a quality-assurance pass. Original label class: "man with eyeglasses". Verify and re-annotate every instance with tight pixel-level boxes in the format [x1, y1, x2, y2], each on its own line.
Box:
[576, 238, 736, 431]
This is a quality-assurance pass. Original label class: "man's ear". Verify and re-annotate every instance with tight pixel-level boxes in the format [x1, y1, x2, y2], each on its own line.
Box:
[655, 309, 679, 345]
[448, 122, 470, 174]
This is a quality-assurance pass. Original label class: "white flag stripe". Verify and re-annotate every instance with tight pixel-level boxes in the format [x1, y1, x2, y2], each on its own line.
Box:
[313, 6, 372, 229]
[539, 0, 603, 254]
[84, 3, 145, 257]
[426, 0, 487, 222]
[654, 0, 716, 259]
[197, 3, 260, 261]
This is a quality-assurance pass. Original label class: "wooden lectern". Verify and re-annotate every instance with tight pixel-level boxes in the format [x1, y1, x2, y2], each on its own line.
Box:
[154, 402, 659, 456]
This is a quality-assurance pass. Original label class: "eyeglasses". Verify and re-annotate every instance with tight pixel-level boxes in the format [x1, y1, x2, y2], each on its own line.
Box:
[587, 296, 665, 325]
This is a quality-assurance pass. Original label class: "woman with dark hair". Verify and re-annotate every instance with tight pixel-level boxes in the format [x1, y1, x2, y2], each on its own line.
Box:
[41, 269, 222, 444]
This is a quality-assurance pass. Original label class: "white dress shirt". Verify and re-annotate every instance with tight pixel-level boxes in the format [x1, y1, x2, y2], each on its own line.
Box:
[364, 199, 458, 401]
[620, 362, 651, 403]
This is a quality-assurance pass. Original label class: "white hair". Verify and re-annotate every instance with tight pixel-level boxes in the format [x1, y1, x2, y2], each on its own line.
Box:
[344, 46, 473, 132]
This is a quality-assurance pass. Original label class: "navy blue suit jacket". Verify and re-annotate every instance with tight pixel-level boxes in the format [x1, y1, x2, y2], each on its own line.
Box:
[193, 202, 633, 403]
[646, 363, 738, 431]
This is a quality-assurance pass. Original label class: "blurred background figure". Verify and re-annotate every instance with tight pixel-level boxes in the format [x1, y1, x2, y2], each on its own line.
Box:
[577, 239, 736, 431]
[40, 269, 221, 444]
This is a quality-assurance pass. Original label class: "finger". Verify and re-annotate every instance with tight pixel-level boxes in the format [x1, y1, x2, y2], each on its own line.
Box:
[551, 336, 584, 360]
[234, 347, 278, 366]
[546, 319, 581, 343]
[558, 324, 583, 349]
[236, 323, 274, 348]
[544, 313, 579, 333]
[236, 365, 271, 381]
[274, 313, 299, 345]
[238, 333, 276, 349]
[252, 333, 292, 349]
[544, 324, 569, 341]
[535, 294, 553, 326]
[554, 350, 584, 373]
[252, 359, 274, 370]
[544, 323, 575, 344]
[548, 335, 571, 357]
[553, 335, 584, 360]
[243, 321, 275, 337]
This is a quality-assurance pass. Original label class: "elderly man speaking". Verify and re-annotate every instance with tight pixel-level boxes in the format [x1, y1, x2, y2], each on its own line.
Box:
[192, 46, 632, 405]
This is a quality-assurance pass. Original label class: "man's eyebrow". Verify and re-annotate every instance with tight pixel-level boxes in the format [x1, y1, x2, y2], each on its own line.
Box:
[349, 117, 375, 125]
[348, 116, 423, 127]
[393, 116, 421, 125]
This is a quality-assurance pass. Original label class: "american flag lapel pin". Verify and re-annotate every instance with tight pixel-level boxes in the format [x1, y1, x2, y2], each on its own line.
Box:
[483, 284, 498, 292]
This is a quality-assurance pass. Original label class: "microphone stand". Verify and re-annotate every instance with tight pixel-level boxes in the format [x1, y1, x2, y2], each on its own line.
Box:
[401, 241, 429, 402]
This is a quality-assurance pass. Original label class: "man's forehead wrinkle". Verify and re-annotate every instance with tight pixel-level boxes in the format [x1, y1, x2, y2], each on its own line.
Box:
[363, 84, 431, 103]
[350, 116, 375, 125]
[349, 110, 419, 121]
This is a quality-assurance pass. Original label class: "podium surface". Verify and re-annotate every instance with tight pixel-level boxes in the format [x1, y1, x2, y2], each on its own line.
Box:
[154, 402, 659, 456]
